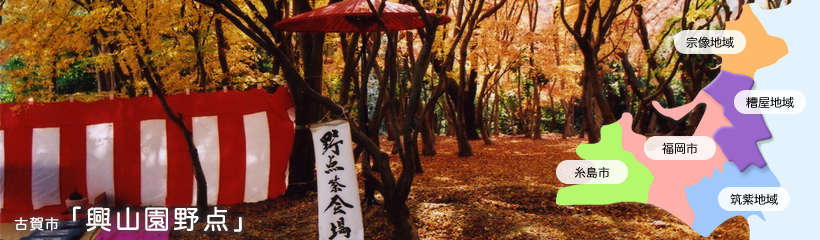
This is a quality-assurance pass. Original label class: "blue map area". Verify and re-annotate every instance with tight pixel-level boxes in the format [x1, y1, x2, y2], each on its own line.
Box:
[745, 2, 820, 238]
[685, 162, 779, 236]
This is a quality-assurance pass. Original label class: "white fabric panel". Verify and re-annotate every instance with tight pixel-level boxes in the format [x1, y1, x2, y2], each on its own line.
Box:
[192, 116, 220, 206]
[243, 112, 271, 202]
[140, 120, 168, 206]
[0, 131, 4, 208]
[86, 123, 115, 206]
[31, 128, 61, 210]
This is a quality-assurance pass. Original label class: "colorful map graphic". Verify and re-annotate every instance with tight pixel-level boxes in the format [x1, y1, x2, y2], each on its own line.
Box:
[555, 3, 808, 238]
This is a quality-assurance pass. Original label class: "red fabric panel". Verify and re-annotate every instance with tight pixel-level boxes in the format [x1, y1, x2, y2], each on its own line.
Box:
[114, 120, 140, 207]
[165, 117, 194, 207]
[163, 94, 194, 207]
[59, 126, 86, 208]
[268, 88, 295, 198]
[1, 128, 33, 222]
[217, 114, 245, 205]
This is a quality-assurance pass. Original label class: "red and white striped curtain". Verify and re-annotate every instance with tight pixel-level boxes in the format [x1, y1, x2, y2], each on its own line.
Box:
[0, 88, 295, 222]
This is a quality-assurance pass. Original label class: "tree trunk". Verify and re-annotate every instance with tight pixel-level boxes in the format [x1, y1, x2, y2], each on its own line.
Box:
[583, 58, 615, 127]
[386, 199, 419, 240]
[579, 117, 586, 139]
[477, 106, 493, 144]
[215, 18, 231, 88]
[111, 54, 134, 97]
[285, 1, 326, 197]
[358, 33, 373, 146]
[633, 4, 678, 109]
[135, 50, 208, 220]
[476, 76, 493, 145]
[523, 98, 531, 138]
[549, 96, 557, 133]
[582, 75, 601, 143]
[503, 95, 514, 135]
[648, 113, 659, 134]
[455, 0, 484, 156]
[557, 0, 621, 138]
[191, 29, 209, 90]
[455, 83, 473, 156]
[464, 70, 480, 140]
[532, 84, 542, 140]
[492, 91, 501, 135]
[444, 98, 457, 136]
[686, 103, 706, 135]
[561, 98, 577, 138]
[361, 31, 385, 203]
[421, 107, 437, 155]
[90, 37, 111, 92]
[396, 10, 440, 235]
[476, 86, 493, 144]
[516, 72, 525, 136]
[410, 66, 424, 173]
[102, 45, 116, 92]
[338, 32, 360, 106]
[452, 73, 472, 155]
[433, 107, 441, 135]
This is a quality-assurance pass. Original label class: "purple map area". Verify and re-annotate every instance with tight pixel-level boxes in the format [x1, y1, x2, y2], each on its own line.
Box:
[703, 70, 771, 172]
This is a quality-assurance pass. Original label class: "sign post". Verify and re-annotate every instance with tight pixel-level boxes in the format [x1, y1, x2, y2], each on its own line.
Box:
[311, 120, 363, 240]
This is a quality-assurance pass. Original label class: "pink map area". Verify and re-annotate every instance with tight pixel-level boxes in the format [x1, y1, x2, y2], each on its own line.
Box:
[617, 91, 731, 225]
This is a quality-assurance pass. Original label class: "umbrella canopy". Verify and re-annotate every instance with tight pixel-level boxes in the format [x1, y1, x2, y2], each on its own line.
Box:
[274, 0, 451, 33]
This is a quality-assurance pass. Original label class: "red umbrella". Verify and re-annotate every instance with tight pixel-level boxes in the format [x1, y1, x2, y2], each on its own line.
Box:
[274, 0, 451, 33]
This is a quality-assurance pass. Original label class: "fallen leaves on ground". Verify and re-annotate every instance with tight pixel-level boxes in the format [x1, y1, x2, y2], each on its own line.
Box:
[170, 133, 749, 239]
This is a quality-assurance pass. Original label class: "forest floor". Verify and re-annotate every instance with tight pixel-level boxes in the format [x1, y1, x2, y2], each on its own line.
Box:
[171, 134, 749, 239]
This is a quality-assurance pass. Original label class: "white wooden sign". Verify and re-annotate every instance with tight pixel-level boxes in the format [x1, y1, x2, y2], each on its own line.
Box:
[311, 120, 363, 240]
